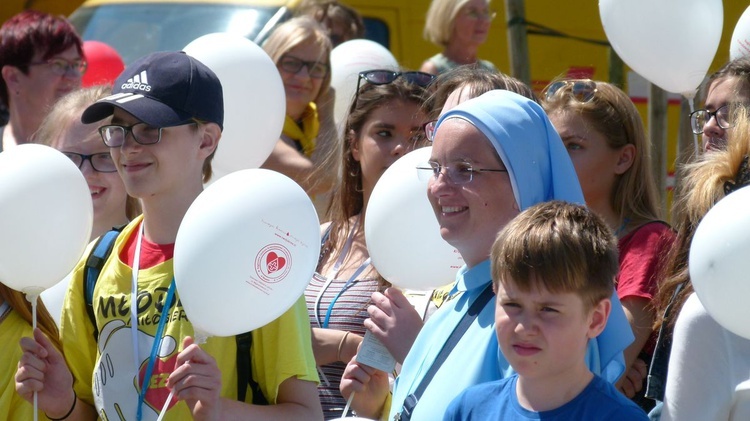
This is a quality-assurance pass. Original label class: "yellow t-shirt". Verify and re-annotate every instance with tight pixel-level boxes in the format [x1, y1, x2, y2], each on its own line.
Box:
[0, 309, 51, 420]
[60, 217, 319, 420]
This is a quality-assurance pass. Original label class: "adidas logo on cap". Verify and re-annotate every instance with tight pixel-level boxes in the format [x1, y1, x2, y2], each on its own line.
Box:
[121, 70, 152, 92]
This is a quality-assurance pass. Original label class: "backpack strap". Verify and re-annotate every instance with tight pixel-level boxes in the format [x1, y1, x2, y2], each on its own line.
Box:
[236, 331, 268, 405]
[83, 225, 126, 340]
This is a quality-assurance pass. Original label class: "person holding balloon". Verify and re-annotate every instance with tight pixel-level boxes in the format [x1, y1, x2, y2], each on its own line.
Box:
[657, 108, 750, 421]
[262, 16, 338, 198]
[304, 70, 432, 419]
[340, 89, 634, 420]
[419, 0, 498, 75]
[0, 10, 85, 149]
[542, 80, 675, 409]
[15, 51, 323, 420]
[690, 56, 750, 153]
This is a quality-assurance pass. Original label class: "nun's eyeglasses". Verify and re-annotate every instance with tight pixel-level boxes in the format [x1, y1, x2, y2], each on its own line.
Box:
[543, 80, 598, 103]
[416, 161, 507, 185]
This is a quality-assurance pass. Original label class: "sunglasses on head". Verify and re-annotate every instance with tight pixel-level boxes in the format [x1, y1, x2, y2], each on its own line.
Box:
[354, 69, 435, 105]
[543, 79, 598, 103]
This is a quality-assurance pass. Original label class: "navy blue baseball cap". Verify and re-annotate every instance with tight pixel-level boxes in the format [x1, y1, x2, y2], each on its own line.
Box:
[82, 51, 224, 130]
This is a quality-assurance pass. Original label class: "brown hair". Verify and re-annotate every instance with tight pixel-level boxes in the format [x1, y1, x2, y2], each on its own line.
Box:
[296, 0, 364, 45]
[422, 65, 538, 120]
[491, 200, 618, 310]
[0, 284, 61, 350]
[542, 79, 662, 225]
[703, 56, 750, 103]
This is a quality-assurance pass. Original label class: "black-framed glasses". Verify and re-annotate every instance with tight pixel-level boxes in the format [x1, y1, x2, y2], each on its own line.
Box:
[689, 104, 733, 134]
[278, 54, 329, 79]
[63, 152, 117, 173]
[416, 161, 507, 185]
[99, 123, 166, 147]
[544, 80, 598, 103]
[29, 58, 87, 76]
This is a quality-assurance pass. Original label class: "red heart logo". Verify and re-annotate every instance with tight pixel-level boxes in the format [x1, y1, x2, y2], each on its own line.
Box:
[266, 252, 286, 273]
[139, 353, 178, 411]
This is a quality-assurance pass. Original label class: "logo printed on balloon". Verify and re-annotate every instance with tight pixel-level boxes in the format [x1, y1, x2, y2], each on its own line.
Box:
[255, 244, 291, 283]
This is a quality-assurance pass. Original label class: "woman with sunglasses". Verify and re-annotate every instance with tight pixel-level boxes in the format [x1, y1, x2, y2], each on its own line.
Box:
[341, 89, 634, 420]
[262, 16, 336, 199]
[33, 86, 139, 326]
[305, 70, 430, 419]
[690, 56, 750, 153]
[543, 80, 675, 410]
[419, 0, 498, 75]
[0, 10, 85, 149]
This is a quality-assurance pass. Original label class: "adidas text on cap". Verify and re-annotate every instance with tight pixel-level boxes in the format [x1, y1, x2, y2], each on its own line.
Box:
[82, 51, 224, 130]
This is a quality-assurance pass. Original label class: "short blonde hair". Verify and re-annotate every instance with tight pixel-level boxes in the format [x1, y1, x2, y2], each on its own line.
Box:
[263, 15, 333, 102]
[491, 201, 618, 310]
[423, 0, 490, 47]
[32, 85, 141, 219]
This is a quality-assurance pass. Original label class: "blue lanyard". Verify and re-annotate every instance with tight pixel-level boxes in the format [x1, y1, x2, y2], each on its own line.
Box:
[136, 278, 176, 421]
[322, 258, 371, 328]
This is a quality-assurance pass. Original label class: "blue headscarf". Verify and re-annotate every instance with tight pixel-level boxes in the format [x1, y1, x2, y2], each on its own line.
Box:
[436, 89, 585, 209]
[435, 89, 633, 382]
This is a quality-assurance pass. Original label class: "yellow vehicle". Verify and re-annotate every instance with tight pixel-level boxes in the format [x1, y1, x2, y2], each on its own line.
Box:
[4, 0, 747, 211]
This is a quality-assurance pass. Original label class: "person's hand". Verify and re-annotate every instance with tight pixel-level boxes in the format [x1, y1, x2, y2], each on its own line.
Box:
[339, 355, 390, 419]
[617, 357, 648, 397]
[15, 328, 76, 418]
[167, 336, 223, 421]
[365, 288, 424, 363]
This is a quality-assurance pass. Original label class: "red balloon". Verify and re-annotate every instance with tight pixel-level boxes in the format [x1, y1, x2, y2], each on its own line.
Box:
[82, 41, 125, 87]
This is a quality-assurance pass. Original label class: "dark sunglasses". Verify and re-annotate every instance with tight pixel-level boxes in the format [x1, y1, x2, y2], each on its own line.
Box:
[354, 69, 435, 105]
[543, 79, 598, 103]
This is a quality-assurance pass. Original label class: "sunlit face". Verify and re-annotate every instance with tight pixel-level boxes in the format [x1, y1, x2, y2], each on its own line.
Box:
[278, 40, 328, 120]
[548, 111, 626, 216]
[54, 115, 128, 226]
[451, 0, 492, 48]
[15, 45, 82, 113]
[427, 118, 517, 266]
[109, 109, 208, 200]
[352, 99, 427, 200]
[702, 77, 749, 152]
[495, 278, 608, 381]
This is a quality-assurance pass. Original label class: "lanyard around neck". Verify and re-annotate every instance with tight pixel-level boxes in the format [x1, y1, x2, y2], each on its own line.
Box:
[130, 223, 177, 421]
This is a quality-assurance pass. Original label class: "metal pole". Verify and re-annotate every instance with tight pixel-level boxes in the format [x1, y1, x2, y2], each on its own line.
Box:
[504, 0, 530, 85]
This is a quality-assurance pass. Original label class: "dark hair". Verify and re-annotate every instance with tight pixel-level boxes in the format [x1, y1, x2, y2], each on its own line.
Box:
[491, 200, 618, 310]
[321, 75, 428, 260]
[704, 56, 750, 102]
[0, 10, 83, 107]
[422, 65, 538, 120]
[297, 0, 365, 46]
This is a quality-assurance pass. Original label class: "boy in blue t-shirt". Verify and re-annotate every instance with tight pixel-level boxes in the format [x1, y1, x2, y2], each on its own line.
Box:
[444, 201, 648, 420]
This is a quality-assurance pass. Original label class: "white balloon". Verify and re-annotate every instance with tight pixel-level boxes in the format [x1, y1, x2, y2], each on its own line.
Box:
[184, 33, 285, 181]
[731, 6, 750, 60]
[365, 147, 463, 290]
[0, 144, 92, 293]
[174, 169, 320, 337]
[599, 0, 723, 98]
[689, 186, 750, 340]
[330, 39, 398, 131]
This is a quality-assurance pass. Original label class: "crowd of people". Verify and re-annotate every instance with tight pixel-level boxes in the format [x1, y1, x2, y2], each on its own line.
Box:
[2, 1, 750, 420]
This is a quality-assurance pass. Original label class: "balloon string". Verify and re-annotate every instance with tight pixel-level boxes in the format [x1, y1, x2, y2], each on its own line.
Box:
[26, 292, 40, 421]
[688, 97, 700, 156]
[343, 391, 354, 417]
[156, 333, 209, 421]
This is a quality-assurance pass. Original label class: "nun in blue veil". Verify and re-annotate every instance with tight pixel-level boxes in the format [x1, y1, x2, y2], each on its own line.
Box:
[342, 89, 633, 421]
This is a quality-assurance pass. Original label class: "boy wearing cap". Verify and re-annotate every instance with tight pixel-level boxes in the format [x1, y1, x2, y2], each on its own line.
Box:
[444, 201, 647, 420]
[15, 51, 323, 420]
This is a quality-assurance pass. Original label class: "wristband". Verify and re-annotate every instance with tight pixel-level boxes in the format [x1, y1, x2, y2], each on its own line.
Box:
[46, 390, 76, 421]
